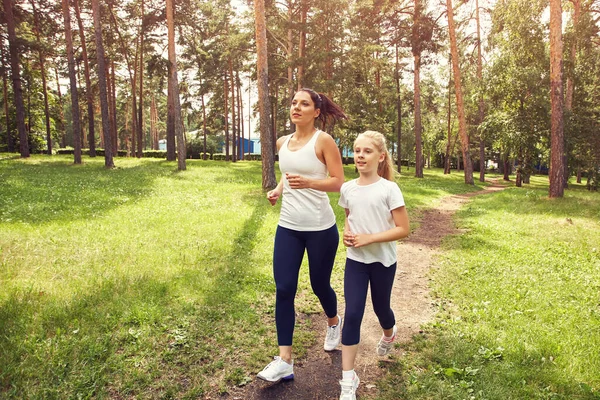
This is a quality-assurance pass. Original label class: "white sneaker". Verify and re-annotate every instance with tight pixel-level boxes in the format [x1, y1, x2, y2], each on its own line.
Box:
[339, 372, 360, 400]
[257, 356, 294, 382]
[376, 325, 397, 356]
[324, 315, 342, 351]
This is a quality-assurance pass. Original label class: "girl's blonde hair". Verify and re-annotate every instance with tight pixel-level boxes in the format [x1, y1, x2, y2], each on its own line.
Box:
[356, 130, 395, 181]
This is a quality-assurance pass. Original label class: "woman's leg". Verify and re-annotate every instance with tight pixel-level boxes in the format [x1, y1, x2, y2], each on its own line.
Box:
[273, 226, 306, 350]
[305, 224, 339, 318]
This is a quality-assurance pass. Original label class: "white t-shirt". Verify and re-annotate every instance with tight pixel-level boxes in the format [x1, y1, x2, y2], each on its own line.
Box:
[338, 178, 405, 267]
[277, 130, 336, 231]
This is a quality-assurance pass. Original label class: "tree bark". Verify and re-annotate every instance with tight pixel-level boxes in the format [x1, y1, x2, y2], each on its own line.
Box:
[549, 0, 564, 197]
[30, 0, 52, 155]
[5, 0, 29, 158]
[446, 0, 474, 184]
[224, 76, 229, 160]
[395, 44, 402, 173]
[137, 0, 145, 158]
[73, 0, 96, 157]
[62, 0, 81, 163]
[297, 0, 307, 90]
[54, 67, 66, 148]
[475, 0, 485, 182]
[254, 0, 277, 189]
[229, 57, 237, 162]
[167, 0, 186, 170]
[91, 0, 114, 168]
[1, 32, 14, 152]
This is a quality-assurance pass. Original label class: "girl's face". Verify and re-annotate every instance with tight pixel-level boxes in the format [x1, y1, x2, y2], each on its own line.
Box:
[290, 91, 320, 127]
[353, 136, 384, 174]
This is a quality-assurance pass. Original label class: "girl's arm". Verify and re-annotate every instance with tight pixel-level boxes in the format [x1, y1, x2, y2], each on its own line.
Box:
[342, 208, 355, 247]
[350, 206, 410, 248]
[285, 133, 344, 192]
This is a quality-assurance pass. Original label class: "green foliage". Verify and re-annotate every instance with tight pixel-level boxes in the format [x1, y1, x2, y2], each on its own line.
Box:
[378, 177, 600, 400]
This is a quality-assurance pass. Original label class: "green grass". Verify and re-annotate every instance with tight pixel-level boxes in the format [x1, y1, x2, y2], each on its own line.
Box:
[378, 176, 600, 400]
[4, 155, 589, 399]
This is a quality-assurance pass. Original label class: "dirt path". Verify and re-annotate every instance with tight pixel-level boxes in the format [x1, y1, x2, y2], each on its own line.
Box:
[225, 182, 506, 400]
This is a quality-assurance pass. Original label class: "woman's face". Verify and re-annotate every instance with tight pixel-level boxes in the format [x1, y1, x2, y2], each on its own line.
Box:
[290, 91, 320, 127]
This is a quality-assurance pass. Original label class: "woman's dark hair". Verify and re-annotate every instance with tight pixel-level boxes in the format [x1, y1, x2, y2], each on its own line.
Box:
[297, 88, 348, 130]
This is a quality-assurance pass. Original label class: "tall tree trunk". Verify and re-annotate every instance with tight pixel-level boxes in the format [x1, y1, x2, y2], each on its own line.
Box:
[475, 0, 485, 182]
[91, 0, 114, 168]
[137, 0, 145, 158]
[108, 3, 138, 156]
[74, 0, 95, 157]
[167, 0, 186, 170]
[4, 0, 29, 158]
[413, 52, 423, 178]
[237, 70, 244, 160]
[254, 0, 276, 189]
[565, 0, 580, 111]
[229, 57, 237, 162]
[297, 0, 307, 90]
[151, 95, 158, 150]
[444, 69, 452, 174]
[31, 0, 52, 155]
[413, 0, 423, 178]
[201, 93, 207, 159]
[224, 76, 230, 160]
[549, 0, 564, 197]
[1, 37, 14, 152]
[54, 67, 66, 148]
[287, 0, 295, 133]
[111, 60, 118, 153]
[61, 0, 81, 163]
[446, 0, 474, 184]
[395, 44, 402, 173]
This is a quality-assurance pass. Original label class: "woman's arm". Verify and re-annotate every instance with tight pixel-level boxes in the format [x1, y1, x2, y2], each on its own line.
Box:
[349, 206, 410, 248]
[266, 136, 289, 205]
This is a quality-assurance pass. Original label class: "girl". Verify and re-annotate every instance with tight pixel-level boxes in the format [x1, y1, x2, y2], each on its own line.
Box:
[337, 131, 410, 400]
[257, 88, 348, 383]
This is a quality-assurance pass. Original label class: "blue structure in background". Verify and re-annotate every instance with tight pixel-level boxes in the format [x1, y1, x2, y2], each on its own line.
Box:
[238, 137, 255, 154]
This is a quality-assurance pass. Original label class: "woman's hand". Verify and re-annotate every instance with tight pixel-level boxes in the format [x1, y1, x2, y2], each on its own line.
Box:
[267, 189, 281, 206]
[286, 173, 312, 189]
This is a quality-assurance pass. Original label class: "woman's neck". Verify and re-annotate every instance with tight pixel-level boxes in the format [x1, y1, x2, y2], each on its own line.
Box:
[294, 123, 317, 138]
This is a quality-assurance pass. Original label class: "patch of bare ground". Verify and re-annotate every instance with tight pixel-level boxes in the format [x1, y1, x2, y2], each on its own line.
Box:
[221, 181, 506, 400]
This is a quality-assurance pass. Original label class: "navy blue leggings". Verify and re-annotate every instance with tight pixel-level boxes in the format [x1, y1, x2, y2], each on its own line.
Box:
[273, 224, 339, 346]
[341, 258, 397, 346]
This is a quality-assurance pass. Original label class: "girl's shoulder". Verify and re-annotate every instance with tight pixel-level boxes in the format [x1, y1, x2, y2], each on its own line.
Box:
[276, 134, 292, 150]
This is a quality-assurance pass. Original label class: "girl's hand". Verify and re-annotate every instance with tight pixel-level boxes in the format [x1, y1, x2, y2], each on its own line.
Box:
[343, 231, 355, 247]
[286, 173, 311, 189]
[349, 233, 372, 248]
[267, 189, 281, 206]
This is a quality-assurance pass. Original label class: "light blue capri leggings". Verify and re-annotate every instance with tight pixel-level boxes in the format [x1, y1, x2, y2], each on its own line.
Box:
[273, 224, 339, 346]
[341, 258, 397, 346]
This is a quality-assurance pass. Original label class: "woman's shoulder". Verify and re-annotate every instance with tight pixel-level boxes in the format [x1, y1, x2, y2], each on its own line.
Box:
[276, 134, 291, 150]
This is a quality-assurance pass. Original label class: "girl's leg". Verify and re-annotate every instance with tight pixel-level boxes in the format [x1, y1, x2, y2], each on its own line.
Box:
[273, 226, 306, 350]
[305, 224, 339, 318]
[341, 258, 370, 347]
[370, 262, 397, 332]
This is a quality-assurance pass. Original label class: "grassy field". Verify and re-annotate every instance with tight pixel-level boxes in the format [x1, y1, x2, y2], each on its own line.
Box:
[1, 154, 598, 399]
[379, 176, 600, 400]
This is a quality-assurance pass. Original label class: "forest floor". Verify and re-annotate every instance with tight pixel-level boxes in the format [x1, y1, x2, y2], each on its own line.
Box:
[222, 180, 507, 400]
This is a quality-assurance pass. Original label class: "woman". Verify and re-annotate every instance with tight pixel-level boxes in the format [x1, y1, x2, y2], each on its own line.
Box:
[257, 88, 348, 383]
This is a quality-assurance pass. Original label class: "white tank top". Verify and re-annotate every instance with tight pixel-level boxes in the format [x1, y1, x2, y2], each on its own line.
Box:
[278, 130, 336, 231]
